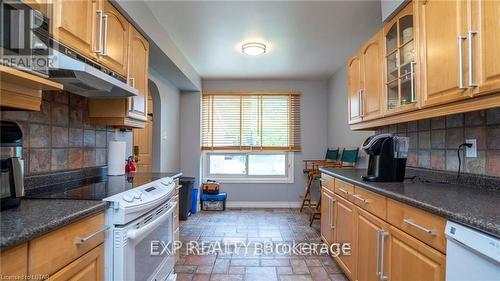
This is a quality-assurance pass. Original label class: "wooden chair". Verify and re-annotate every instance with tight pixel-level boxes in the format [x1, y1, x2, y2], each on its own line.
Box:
[303, 148, 340, 174]
[300, 148, 339, 213]
[319, 148, 360, 169]
[304, 148, 360, 226]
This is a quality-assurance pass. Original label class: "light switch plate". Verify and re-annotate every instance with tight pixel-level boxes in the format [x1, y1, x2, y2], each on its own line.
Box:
[465, 139, 477, 158]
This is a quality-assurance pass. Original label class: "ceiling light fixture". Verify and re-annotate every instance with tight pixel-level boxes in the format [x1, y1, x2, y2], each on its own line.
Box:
[242, 42, 266, 56]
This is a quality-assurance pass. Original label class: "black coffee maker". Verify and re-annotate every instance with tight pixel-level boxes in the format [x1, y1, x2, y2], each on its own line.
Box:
[362, 134, 409, 182]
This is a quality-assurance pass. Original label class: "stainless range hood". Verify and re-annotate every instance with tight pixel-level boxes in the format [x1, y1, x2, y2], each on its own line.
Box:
[48, 49, 138, 97]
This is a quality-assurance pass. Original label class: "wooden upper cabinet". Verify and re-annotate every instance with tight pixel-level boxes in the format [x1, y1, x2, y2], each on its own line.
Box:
[419, 0, 471, 107]
[387, 226, 446, 281]
[320, 187, 336, 245]
[360, 31, 384, 121]
[127, 26, 150, 121]
[474, 0, 500, 96]
[348, 55, 362, 124]
[51, 0, 100, 60]
[0, 66, 63, 111]
[99, 1, 129, 76]
[383, 2, 420, 114]
[88, 23, 149, 129]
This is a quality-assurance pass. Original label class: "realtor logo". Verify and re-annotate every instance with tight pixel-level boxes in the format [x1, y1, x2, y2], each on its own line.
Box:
[0, 1, 54, 73]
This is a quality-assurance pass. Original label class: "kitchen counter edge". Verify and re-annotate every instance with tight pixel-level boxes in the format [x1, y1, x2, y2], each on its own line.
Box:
[0, 200, 108, 251]
[319, 167, 499, 238]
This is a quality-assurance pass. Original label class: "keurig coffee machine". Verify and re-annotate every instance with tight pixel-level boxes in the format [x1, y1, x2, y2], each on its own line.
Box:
[362, 134, 409, 182]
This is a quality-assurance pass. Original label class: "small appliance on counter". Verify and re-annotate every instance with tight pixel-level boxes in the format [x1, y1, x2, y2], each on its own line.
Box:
[362, 133, 409, 182]
[0, 121, 25, 210]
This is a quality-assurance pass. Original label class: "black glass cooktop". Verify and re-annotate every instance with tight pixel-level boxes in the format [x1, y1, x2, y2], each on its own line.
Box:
[24, 173, 179, 201]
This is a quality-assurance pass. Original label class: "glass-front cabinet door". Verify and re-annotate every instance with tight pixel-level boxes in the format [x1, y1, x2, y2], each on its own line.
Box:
[384, 2, 419, 114]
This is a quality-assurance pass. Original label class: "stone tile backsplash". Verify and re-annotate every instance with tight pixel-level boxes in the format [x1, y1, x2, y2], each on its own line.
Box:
[1, 91, 127, 175]
[377, 108, 500, 177]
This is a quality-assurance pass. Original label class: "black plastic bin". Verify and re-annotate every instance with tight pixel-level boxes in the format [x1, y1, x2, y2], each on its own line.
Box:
[178, 177, 195, 220]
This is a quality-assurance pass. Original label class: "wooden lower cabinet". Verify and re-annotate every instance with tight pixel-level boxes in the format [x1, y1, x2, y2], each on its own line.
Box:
[334, 194, 356, 280]
[0, 213, 105, 281]
[320, 187, 336, 245]
[322, 174, 446, 281]
[49, 244, 104, 281]
[355, 208, 389, 281]
[387, 226, 446, 281]
[0, 243, 28, 278]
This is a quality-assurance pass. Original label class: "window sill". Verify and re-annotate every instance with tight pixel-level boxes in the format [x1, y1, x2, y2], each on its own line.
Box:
[205, 177, 294, 184]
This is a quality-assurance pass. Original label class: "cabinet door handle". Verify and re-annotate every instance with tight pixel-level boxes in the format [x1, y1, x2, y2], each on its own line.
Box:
[327, 195, 332, 229]
[379, 231, 389, 281]
[330, 197, 336, 229]
[94, 10, 104, 54]
[352, 194, 369, 204]
[358, 89, 363, 118]
[74, 226, 109, 245]
[457, 35, 467, 89]
[337, 188, 350, 196]
[360, 89, 365, 117]
[467, 30, 477, 88]
[102, 14, 109, 56]
[410, 61, 417, 103]
[376, 229, 381, 277]
[129, 77, 136, 88]
[403, 218, 437, 235]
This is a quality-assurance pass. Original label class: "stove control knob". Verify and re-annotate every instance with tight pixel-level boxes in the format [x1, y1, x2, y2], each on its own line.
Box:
[133, 191, 142, 199]
[122, 194, 134, 203]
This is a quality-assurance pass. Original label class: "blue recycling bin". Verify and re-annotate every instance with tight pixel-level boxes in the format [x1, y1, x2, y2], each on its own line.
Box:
[191, 188, 199, 214]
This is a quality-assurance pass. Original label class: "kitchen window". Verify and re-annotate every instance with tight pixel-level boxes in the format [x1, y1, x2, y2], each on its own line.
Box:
[201, 91, 300, 183]
[203, 152, 294, 183]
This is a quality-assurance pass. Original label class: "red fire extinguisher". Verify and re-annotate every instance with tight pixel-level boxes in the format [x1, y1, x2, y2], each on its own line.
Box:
[125, 156, 137, 173]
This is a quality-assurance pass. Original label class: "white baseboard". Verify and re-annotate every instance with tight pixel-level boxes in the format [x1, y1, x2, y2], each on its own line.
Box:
[225, 201, 315, 208]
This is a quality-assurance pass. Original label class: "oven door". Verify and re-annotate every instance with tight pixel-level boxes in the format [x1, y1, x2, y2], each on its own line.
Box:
[113, 197, 177, 281]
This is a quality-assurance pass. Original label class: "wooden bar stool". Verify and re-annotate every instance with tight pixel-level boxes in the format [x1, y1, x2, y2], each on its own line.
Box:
[301, 149, 339, 212]
[308, 171, 322, 226]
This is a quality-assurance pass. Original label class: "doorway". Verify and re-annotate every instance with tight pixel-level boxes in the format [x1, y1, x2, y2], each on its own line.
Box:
[133, 95, 153, 172]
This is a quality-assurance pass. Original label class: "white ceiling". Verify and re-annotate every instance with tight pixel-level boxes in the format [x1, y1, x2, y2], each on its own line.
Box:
[146, 1, 382, 80]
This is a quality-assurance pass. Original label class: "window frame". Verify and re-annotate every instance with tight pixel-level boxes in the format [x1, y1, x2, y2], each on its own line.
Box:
[203, 151, 294, 184]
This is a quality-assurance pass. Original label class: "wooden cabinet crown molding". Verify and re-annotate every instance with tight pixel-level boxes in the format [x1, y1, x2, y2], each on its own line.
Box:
[0, 66, 63, 111]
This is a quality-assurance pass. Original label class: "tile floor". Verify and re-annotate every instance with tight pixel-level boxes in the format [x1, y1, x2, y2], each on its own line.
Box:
[175, 209, 347, 281]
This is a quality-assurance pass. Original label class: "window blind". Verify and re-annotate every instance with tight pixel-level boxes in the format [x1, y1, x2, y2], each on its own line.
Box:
[202, 92, 301, 151]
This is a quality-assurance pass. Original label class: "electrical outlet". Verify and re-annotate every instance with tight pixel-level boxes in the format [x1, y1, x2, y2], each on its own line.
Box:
[466, 139, 477, 158]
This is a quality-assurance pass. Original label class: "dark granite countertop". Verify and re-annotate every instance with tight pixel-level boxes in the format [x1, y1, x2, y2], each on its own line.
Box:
[319, 168, 500, 238]
[1, 171, 182, 251]
[1, 199, 108, 251]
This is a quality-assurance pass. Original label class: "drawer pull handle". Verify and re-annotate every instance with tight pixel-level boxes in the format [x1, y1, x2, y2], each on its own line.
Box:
[74, 226, 109, 245]
[337, 188, 350, 195]
[352, 194, 369, 203]
[403, 219, 437, 236]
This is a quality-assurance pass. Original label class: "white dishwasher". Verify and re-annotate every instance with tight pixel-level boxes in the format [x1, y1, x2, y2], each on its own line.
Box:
[445, 221, 500, 281]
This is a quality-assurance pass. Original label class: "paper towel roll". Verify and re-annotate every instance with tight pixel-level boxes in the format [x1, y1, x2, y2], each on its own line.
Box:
[108, 141, 126, 175]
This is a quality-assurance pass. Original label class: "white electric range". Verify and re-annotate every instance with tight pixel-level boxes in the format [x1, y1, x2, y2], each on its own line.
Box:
[103, 176, 177, 281]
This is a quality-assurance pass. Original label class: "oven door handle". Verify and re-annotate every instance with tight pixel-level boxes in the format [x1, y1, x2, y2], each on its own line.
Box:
[126, 201, 177, 240]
